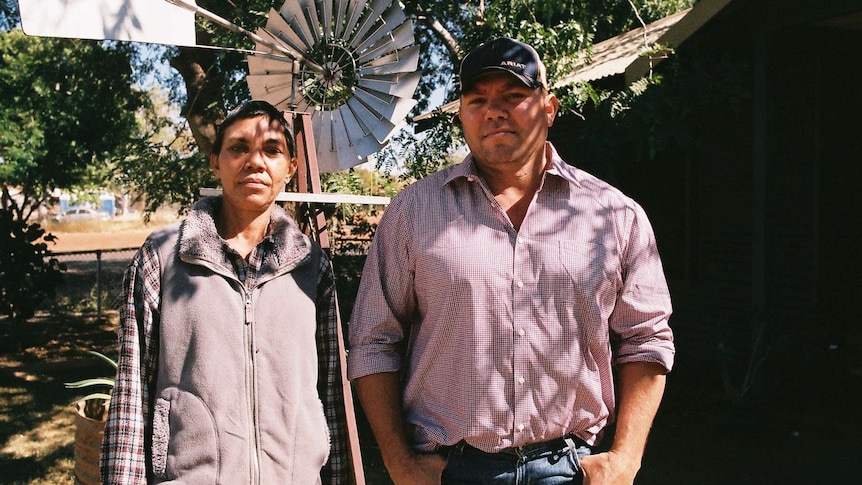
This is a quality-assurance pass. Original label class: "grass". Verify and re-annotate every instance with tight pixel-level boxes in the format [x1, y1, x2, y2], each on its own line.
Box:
[0, 313, 117, 484]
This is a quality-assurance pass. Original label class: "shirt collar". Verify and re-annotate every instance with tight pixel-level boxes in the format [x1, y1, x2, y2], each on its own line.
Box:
[442, 142, 583, 189]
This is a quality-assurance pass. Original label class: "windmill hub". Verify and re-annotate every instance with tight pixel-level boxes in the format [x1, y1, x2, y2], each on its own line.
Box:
[301, 42, 357, 110]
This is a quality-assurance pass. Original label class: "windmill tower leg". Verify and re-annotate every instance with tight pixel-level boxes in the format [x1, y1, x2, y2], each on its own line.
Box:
[292, 111, 367, 485]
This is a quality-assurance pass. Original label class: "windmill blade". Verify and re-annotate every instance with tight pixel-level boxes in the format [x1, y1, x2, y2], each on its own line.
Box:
[261, 8, 311, 56]
[346, 97, 398, 144]
[313, 110, 362, 173]
[358, 45, 420, 76]
[351, 2, 407, 54]
[246, 73, 311, 112]
[356, 20, 416, 65]
[347, 0, 392, 49]
[354, 89, 417, 131]
[248, 0, 419, 172]
[358, 71, 421, 99]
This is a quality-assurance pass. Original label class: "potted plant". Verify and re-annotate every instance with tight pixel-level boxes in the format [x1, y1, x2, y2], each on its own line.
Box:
[65, 350, 116, 485]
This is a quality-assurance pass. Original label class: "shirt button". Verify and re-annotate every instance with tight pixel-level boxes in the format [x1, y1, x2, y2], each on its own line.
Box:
[517, 423, 525, 432]
[516, 280, 524, 288]
[467, 175, 475, 182]
[518, 328, 525, 337]
[518, 376, 525, 385]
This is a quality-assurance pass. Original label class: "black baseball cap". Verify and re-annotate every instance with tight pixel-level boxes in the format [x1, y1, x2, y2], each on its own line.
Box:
[459, 37, 548, 92]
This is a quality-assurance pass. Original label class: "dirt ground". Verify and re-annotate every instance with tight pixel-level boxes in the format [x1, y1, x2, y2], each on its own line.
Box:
[48, 229, 153, 253]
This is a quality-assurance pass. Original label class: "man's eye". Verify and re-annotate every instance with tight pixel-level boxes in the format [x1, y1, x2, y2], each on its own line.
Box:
[229, 145, 246, 153]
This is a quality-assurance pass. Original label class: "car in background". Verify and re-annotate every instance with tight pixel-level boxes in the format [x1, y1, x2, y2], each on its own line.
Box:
[51, 207, 110, 222]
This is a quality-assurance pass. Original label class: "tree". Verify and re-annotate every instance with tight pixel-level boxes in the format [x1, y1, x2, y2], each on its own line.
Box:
[0, 29, 149, 221]
[0, 208, 64, 329]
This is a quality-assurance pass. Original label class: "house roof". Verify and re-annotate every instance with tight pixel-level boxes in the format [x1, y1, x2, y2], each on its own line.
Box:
[554, 8, 690, 87]
[413, 0, 733, 128]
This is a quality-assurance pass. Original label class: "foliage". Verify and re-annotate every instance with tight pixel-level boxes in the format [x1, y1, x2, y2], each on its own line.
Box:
[0, 29, 149, 221]
[0, 206, 65, 324]
[65, 350, 117, 420]
[320, 168, 404, 231]
[566, 45, 751, 184]
[117, 98, 216, 220]
[0, 0, 17, 31]
[377, 114, 465, 180]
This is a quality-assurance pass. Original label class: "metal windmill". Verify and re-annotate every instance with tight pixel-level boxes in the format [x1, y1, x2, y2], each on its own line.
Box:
[247, 0, 420, 172]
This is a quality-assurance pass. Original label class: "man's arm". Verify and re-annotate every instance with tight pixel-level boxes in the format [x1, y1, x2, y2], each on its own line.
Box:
[580, 361, 667, 485]
[354, 372, 446, 485]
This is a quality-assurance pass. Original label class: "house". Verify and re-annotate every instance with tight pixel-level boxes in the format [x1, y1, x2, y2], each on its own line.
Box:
[549, 0, 862, 389]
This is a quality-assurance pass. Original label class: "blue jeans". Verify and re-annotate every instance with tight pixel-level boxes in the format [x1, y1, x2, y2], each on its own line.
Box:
[440, 437, 591, 485]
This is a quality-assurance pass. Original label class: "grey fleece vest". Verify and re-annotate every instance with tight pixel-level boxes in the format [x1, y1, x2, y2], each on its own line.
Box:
[148, 197, 330, 484]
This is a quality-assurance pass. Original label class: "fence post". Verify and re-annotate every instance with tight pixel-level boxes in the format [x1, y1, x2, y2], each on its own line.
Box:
[95, 250, 102, 321]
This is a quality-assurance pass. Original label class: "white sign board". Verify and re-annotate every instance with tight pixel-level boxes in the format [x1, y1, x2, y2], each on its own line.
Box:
[18, 0, 197, 46]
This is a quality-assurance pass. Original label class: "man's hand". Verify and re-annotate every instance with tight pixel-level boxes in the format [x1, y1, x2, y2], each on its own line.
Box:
[580, 362, 667, 485]
[355, 372, 447, 484]
[580, 450, 640, 485]
[387, 451, 447, 485]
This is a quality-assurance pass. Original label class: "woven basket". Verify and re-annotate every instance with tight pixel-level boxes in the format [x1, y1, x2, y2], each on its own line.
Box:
[73, 401, 105, 485]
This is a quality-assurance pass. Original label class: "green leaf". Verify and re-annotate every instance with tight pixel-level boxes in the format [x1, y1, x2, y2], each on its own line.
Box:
[64, 378, 114, 389]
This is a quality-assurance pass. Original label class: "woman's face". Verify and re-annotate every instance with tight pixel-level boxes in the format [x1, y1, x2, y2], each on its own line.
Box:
[209, 115, 297, 215]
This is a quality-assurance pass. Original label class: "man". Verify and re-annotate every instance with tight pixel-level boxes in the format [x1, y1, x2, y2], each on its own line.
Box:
[347, 38, 675, 484]
[101, 100, 349, 484]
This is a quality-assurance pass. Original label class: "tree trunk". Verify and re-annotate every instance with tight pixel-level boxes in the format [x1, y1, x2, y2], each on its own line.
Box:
[169, 47, 223, 157]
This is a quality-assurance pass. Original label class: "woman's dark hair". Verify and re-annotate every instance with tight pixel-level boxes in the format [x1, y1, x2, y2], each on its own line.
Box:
[211, 100, 295, 157]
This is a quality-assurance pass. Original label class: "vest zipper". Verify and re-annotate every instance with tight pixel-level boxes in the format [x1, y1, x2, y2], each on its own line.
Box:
[244, 290, 261, 485]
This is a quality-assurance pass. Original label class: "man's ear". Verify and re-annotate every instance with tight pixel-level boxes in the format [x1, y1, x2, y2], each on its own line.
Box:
[545, 93, 560, 127]
[210, 153, 220, 175]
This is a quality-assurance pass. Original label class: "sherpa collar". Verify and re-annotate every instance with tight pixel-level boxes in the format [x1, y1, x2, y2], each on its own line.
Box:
[177, 196, 312, 276]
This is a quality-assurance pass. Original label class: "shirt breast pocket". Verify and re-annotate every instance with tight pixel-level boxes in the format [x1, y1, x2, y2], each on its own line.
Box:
[557, 240, 621, 307]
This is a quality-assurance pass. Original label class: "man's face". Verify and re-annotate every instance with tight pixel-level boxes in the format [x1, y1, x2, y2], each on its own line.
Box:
[210, 115, 297, 214]
[458, 71, 558, 171]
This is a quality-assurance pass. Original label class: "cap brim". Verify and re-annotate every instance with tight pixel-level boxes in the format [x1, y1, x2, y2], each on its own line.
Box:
[461, 67, 540, 92]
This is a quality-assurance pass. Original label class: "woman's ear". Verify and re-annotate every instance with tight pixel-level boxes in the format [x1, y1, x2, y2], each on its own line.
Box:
[286, 157, 298, 183]
[210, 153, 220, 175]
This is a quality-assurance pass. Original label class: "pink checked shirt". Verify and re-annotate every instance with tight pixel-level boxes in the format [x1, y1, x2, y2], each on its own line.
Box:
[347, 143, 674, 453]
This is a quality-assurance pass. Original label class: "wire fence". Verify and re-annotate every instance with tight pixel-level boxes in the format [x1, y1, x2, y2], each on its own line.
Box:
[50, 248, 139, 321]
[47, 236, 370, 321]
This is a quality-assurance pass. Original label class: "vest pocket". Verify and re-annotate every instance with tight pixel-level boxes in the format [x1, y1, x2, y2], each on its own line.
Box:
[152, 387, 219, 483]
